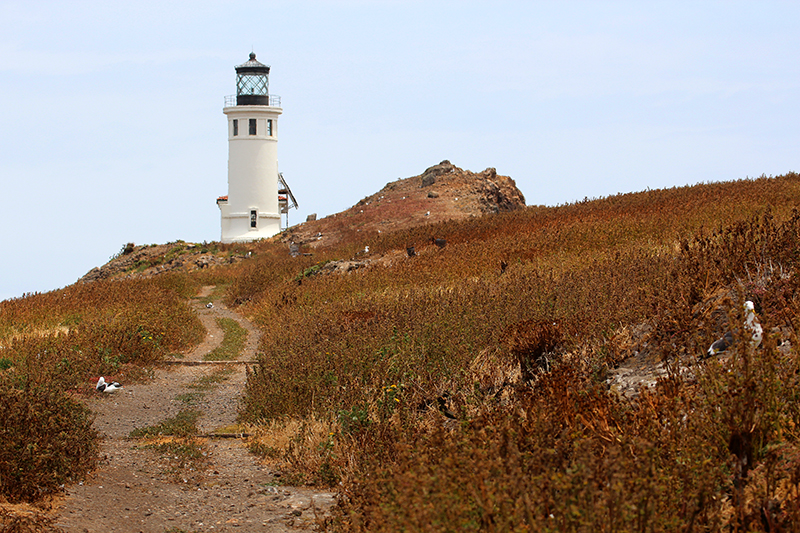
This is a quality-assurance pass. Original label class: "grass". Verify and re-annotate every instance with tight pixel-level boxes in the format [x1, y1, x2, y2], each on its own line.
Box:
[174, 391, 205, 405]
[247, 416, 337, 486]
[0, 275, 205, 391]
[129, 409, 201, 438]
[233, 173, 800, 530]
[203, 317, 247, 361]
[5, 171, 800, 530]
[189, 368, 235, 390]
[141, 437, 209, 483]
[129, 406, 207, 483]
[0, 507, 64, 532]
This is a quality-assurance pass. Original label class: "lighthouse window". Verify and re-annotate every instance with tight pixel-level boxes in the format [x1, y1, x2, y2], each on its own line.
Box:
[250, 210, 257, 228]
[267, 119, 273, 136]
[237, 73, 268, 96]
[249, 118, 257, 135]
[232, 119, 238, 136]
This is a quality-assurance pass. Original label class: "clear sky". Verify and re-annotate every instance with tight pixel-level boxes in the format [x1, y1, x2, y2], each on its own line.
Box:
[1, 1, 798, 301]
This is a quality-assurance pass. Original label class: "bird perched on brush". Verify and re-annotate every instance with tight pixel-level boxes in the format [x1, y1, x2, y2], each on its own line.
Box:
[96, 376, 122, 393]
[706, 300, 763, 357]
[744, 300, 763, 347]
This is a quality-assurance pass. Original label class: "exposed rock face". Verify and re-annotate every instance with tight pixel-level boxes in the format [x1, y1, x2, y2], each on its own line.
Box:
[285, 160, 526, 248]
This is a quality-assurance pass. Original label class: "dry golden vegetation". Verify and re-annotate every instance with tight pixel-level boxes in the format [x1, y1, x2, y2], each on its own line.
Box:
[0, 275, 205, 502]
[237, 173, 800, 531]
[3, 172, 800, 531]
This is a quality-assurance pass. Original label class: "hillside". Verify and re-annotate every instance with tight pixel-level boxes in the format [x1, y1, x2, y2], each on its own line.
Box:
[80, 160, 525, 282]
[4, 169, 800, 531]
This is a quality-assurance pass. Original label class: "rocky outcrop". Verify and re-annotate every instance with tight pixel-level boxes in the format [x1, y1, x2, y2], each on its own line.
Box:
[420, 160, 458, 188]
[285, 160, 526, 248]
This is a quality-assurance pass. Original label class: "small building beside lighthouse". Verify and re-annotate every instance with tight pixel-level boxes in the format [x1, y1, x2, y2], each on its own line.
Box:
[217, 53, 295, 243]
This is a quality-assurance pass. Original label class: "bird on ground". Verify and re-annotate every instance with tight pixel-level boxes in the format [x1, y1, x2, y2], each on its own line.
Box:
[706, 300, 762, 357]
[432, 237, 447, 249]
[206, 302, 214, 309]
[96, 376, 122, 393]
[406, 245, 416, 257]
[707, 331, 734, 357]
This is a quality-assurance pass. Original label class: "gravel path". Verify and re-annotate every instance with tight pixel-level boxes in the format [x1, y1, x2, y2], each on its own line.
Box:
[54, 286, 335, 532]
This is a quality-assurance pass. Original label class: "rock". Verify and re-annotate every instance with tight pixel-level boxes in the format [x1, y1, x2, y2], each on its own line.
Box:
[321, 259, 368, 275]
[421, 160, 456, 187]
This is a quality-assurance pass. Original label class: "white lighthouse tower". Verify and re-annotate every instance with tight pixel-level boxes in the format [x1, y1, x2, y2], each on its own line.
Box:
[217, 53, 284, 242]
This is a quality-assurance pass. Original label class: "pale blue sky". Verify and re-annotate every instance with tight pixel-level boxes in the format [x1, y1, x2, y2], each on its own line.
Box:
[1, 1, 798, 300]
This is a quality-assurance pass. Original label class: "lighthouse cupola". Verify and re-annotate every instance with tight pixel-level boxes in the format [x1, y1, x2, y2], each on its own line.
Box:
[235, 52, 270, 106]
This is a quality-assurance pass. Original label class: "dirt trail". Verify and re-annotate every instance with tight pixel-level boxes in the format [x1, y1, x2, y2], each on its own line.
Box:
[54, 286, 335, 533]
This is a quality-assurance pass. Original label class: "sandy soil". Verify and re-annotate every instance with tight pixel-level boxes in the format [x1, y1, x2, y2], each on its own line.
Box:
[52, 286, 335, 533]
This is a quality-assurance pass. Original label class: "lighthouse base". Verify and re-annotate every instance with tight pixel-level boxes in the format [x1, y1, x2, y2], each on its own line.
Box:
[218, 203, 281, 243]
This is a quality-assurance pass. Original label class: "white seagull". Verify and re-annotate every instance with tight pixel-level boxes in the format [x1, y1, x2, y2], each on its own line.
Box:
[96, 376, 122, 393]
[743, 300, 763, 347]
[706, 300, 763, 357]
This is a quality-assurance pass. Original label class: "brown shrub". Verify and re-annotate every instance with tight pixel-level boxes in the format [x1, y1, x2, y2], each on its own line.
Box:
[0, 375, 99, 503]
[502, 319, 562, 381]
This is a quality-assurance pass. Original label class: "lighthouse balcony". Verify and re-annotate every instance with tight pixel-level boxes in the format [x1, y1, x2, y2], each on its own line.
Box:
[225, 94, 281, 107]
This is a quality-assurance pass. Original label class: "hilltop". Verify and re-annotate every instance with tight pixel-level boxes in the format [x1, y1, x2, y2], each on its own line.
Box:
[80, 241, 251, 283]
[80, 160, 526, 282]
[285, 160, 524, 248]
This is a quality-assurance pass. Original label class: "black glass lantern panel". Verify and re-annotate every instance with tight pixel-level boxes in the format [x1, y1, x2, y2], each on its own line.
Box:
[237, 73, 268, 96]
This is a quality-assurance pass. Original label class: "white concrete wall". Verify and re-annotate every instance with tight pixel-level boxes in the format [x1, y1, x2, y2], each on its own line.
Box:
[219, 105, 283, 243]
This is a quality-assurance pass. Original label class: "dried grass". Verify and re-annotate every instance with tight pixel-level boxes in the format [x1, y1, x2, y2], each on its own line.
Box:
[5, 172, 800, 530]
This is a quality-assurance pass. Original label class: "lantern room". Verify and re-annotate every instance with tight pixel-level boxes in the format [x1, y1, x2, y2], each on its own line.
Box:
[236, 52, 270, 106]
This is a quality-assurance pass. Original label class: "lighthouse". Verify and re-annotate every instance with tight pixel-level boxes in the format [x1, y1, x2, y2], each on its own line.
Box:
[217, 53, 290, 243]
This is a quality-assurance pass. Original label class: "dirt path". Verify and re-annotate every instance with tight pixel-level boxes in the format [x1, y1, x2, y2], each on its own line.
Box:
[54, 286, 335, 533]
